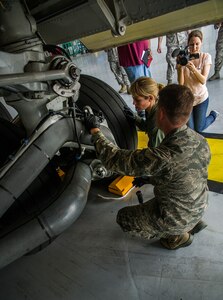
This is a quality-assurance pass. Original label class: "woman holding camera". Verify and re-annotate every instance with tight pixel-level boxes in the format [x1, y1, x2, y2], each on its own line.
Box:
[177, 29, 218, 132]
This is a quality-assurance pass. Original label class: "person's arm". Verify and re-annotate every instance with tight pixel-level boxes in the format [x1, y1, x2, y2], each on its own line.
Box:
[91, 130, 163, 176]
[177, 64, 185, 85]
[157, 37, 163, 53]
[85, 114, 163, 176]
[186, 61, 211, 85]
[147, 39, 152, 57]
[123, 106, 147, 131]
[148, 39, 151, 49]
[135, 115, 147, 131]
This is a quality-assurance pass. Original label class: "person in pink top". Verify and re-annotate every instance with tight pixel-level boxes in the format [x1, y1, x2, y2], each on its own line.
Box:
[177, 29, 219, 132]
[117, 40, 152, 84]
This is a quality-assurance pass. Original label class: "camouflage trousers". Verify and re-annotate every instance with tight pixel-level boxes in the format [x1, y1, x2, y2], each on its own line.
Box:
[116, 197, 202, 239]
[116, 198, 166, 240]
[215, 26, 223, 72]
[109, 61, 130, 86]
[166, 46, 177, 81]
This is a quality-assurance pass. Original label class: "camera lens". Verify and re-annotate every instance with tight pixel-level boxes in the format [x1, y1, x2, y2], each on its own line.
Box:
[179, 56, 188, 66]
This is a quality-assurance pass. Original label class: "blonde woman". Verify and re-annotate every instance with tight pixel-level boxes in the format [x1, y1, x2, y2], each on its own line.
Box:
[177, 29, 219, 132]
[124, 76, 165, 148]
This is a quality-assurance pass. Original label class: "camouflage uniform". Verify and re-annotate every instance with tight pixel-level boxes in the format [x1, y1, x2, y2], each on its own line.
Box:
[135, 103, 165, 148]
[166, 32, 188, 82]
[214, 24, 223, 73]
[107, 48, 130, 86]
[92, 125, 210, 239]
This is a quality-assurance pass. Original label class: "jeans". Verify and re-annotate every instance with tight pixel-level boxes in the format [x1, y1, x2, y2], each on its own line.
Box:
[124, 65, 151, 83]
[188, 97, 215, 132]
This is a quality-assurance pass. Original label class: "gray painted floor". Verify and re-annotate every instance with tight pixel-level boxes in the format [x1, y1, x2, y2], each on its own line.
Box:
[0, 25, 223, 300]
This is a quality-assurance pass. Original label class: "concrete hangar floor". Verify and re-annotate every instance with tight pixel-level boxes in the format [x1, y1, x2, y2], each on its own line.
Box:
[0, 25, 223, 300]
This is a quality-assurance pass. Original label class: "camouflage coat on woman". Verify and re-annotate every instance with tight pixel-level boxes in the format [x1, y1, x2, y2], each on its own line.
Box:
[134, 103, 165, 148]
[92, 125, 211, 238]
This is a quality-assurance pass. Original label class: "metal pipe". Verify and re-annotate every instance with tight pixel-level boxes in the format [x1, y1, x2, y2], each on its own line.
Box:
[0, 116, 83, 218]
[0, 114, 114, 218]
[0, 162, 92, 269]
[0, 70, 69, 87]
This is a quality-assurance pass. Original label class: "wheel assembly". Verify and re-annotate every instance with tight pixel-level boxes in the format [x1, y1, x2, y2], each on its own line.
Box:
[78, 74, 138, 150]
[0, 0, 138, 269]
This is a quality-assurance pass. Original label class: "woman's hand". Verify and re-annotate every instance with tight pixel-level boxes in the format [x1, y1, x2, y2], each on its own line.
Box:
[186, 60, 207, 84]
[176, 63, 185, 70]
[186, 61, 196, 73]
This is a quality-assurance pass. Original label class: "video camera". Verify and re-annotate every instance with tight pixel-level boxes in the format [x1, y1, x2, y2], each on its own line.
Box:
[172, 46, 200, 66]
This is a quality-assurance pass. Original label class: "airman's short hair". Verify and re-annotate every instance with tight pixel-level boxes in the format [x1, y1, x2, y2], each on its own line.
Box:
[158, 84, 194, 126]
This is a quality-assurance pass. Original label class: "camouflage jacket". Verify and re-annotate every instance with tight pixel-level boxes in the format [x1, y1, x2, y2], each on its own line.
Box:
[135, 104, 165, 148]
[166, 32, 188, 48]
[92, 125, 211, 234]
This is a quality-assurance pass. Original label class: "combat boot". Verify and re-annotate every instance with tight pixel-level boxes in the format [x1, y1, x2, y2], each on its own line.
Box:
[160, 233, 193, 250]
[208, 71, 220, 81]
[189, 220, 207, 235]
[127, 85, 131, 94]
[119, 84, 127, 93]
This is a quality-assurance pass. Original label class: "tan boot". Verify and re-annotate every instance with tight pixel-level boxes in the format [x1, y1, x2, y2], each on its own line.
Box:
[119, 84, 127, 93]
[127, 85, 131, 94]
[208, 72, 220, 81]
[189, 220, 207, 235]
[160, 233, 193, 250]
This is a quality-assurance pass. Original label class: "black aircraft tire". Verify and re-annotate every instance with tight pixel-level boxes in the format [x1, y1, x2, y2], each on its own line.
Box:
[0, 102, 12, 121]
[78, 74, 138, 150]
